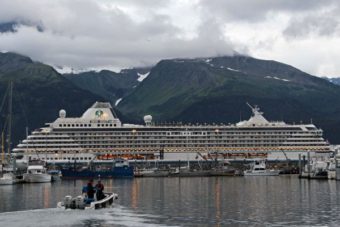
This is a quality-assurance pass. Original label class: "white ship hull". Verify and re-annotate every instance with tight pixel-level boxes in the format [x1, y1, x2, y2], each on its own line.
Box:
[23, 173, 51, 183]
[244, 170, 280, 176]
[0, 179, 14, 185]
[22, 150, 331, 163]
[0, 173, 17, 185]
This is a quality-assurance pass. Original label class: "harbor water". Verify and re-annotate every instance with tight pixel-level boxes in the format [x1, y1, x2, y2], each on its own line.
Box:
[1, 176, 340, 226]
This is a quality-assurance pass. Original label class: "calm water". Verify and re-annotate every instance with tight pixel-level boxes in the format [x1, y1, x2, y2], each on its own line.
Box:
[1, 176, 340, 226]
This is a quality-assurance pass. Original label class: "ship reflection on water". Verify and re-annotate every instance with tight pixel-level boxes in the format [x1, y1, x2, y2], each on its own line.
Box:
[214, 179, 221, 227]
[0, 177, 340, 226]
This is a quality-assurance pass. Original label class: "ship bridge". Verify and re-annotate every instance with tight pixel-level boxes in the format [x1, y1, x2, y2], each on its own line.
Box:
[50, 102, 122, 128]
[81, 102, 117, 121]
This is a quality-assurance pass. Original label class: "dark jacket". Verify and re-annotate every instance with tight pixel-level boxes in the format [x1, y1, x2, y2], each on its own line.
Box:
[87, 183, 95, 199]
[95, 183, 104, 192]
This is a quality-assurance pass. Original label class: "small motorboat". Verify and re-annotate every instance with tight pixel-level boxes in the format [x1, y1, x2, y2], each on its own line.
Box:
[23, 165, 52, 183]
[244, 160, 280, 176]
[0, 173, 18, 185]
[57, 193, 118, 210]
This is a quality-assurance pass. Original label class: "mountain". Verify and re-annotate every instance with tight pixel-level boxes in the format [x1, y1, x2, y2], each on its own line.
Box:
[0, 52, 104, 145]
[0, 21, 44, 33]
[118, 55, 340, 143]
[326, 77, 340, 86]
[3, 52, 340, 144]
[64, 67, 150, 105]
[0, 22, 17, 33]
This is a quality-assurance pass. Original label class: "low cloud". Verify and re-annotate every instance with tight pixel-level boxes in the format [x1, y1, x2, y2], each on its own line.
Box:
[0, 0, 235, 70]
[1, 0, 340, 77]
[199, 0, 331, 22]
[283, 7, 340, 39]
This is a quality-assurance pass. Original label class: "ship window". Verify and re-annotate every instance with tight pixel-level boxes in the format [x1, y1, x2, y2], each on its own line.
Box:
[114, 124, 116, 127]
[72, 124, 75, 127]
[97, 124, 100, 127]
[110, 124, 112, 127]
[76, 124, 79, 127]
[67, 124, 70, 127]
[80, 124, 83, 127]
[59, 124, 62, 127]
[106, 124, 108, 127]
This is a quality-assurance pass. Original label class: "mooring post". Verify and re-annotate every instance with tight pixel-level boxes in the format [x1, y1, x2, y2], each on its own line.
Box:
[298, 154, 301, 177]
[307, 152, 311, 179]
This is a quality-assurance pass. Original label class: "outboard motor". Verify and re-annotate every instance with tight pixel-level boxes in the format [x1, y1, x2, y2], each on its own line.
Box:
[75, 196, 85, 209]
[64, 195, 73, 209]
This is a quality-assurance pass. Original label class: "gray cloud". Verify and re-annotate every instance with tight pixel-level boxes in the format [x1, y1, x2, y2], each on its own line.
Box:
[199, 0, 333, 22]
[283, 7, 340, 38]
[1, 0, 340, 77]
[0, 0, 236, 68]
[0, 0, 236, 70]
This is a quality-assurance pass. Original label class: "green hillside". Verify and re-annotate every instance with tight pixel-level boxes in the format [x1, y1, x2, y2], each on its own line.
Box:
[118, 56, 340, 143]
[0, 52, 105, 145]
[3, 52, 340, 144]
[65, 67, 150, 105]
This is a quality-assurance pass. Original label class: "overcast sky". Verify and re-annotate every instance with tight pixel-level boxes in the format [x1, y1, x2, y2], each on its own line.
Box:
[1, 0, 340, 76]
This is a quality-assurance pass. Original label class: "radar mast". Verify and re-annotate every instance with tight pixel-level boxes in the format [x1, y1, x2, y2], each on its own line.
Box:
[246, 102, 263, 116]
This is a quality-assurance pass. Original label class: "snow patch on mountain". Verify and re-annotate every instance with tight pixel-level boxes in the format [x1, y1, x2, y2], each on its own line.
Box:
[137, 72, 150, 82]
[205, 62, 215, 67]
[227, 67, 239, 72]
[265, 76, 290, 82]
[115, 98, 122, 106]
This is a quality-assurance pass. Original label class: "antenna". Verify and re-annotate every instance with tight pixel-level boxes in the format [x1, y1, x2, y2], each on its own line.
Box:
[246, 102, 254, 110]
[7, 82, 13, 157]
[1, 131, 4, 164]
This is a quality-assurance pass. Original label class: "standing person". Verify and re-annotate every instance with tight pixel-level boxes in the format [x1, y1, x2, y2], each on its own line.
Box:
[95, 180, 105, 200]
[86, 179, 95, 203]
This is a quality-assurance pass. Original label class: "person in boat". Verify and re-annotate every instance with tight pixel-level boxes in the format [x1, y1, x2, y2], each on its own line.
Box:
[84, 179, 95, 204]
[95, 180, 105, 200]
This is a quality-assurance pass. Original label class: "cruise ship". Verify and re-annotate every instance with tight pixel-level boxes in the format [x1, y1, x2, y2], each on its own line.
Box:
[13, 102, 331, 162]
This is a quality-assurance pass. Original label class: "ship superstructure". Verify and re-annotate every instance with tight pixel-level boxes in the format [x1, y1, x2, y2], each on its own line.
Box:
[13, 102, 330, 161]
